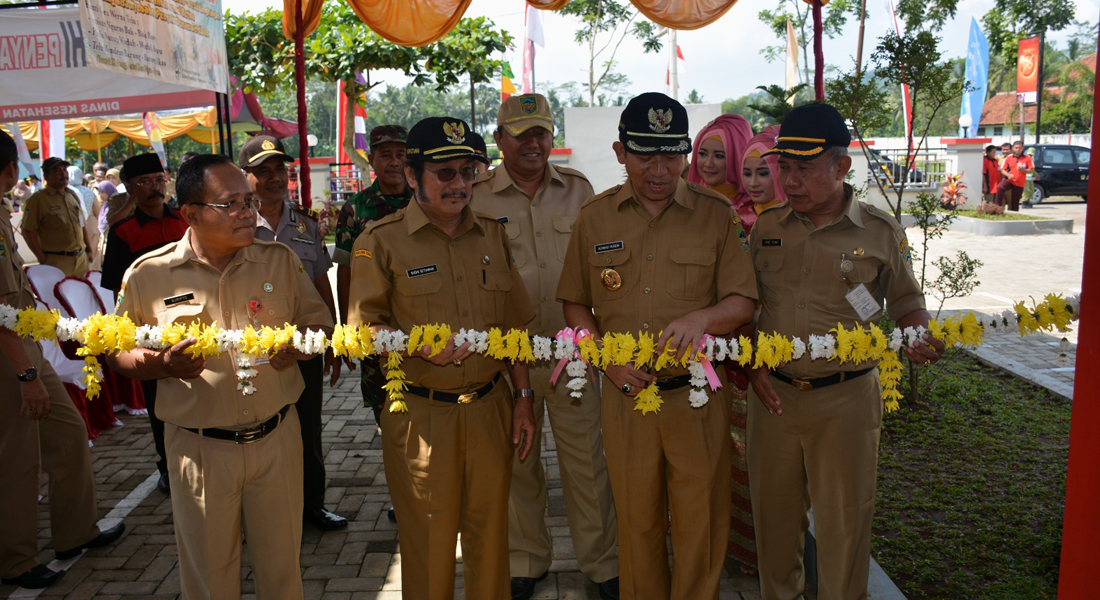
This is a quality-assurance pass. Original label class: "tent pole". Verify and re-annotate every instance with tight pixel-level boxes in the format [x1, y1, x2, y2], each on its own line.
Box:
[294, 0, 311, 208]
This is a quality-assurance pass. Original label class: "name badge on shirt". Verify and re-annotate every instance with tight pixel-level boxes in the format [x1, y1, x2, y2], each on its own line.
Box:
[406, 265, 438, 278]
[761, 239, 782, 247]
[845, 285, 882, 322]
[594, 241, 624, 254]
[163, 292, 195, 307]
[292, 236, 315, 245]
[496, 216, 509, 224]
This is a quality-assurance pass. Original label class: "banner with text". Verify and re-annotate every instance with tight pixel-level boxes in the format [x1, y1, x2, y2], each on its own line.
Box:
[1016, 35, 1041, 104]
[79, 0, 229, 94]
[0, 7, 213, 121]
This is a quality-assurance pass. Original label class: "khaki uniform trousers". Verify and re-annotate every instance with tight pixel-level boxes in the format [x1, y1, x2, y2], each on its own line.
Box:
[747, 371, 882, 600]
[602, 379, 732, 600]
[383, 380, 514, 600]
[42, 251, 88, 278]
[508, 364, 618, 581]
[0, 338, 99, 578]
[165, 406, 304, 600]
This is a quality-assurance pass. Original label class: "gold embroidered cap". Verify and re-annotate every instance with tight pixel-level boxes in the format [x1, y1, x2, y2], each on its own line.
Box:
[497, 93, 554, 136]
[618, 92, 691, 155]
[405, 117, 489, 165]
[764, 103, 852, 160]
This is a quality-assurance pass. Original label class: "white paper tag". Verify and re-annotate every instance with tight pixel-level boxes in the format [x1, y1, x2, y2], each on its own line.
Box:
[254, 353, 271, 366]
[845, 284, 882, 321]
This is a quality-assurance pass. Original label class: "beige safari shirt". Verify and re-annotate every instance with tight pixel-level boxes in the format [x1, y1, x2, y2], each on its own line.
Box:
[749, 184, 926, 378]
[116, 231, 334, 429]
[347, 199, 535, 393]
[0, 204, 36, 311]
[471, 163, 593, 337]
[557, 178, 759, 376]
[20, 186, 84, 252]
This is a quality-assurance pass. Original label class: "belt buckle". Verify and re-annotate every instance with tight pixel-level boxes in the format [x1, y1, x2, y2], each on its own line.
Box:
[457, 392, 478, 404]
[234, 426, 265, 444]
[791, 378, 813, 391]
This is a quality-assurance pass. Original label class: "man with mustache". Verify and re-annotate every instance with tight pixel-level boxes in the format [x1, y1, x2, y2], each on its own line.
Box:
[101, 152, 189, 496]
[108, 154, 333, 599]
[21, 157, 93, 276]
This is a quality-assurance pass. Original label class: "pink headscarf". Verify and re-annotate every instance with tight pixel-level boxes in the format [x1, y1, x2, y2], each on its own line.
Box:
[688, 114, 755, 227]
[741, 125, 788, 208]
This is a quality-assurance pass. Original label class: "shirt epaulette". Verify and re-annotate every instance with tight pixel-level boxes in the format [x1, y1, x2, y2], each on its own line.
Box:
[293, 205, 319, 221]
[473, 210, 507, 229]
[859, 202, 905, 234]
[580, 185, 622, 209]
[364, 209, 405, 234]
[554, 166, 590, 181]
[686, 181, 736, 206]
[473, 169, 496, 185]
[128, 238, 179, 270]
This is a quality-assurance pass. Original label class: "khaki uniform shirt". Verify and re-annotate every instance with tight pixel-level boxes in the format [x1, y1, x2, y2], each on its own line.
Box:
[115, 231, 334, 429]
[0, 203, 36, 311]
[749, 184, 926, 378]
[471, 163, 593, 337]
[20, 186, 84, 252]
[557, 179, 759, 376]
[254, 200, 334, 281]
[347, 199, 535, 392]
[105, 192, 135, 226]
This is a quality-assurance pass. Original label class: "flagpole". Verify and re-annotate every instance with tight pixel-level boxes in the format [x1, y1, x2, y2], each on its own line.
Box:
[531, 39, 536, 94]
[670, 30, 678, 101]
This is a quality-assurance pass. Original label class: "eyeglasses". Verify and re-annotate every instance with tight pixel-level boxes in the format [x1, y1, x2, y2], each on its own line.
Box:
[424, 165, 478, 183]
[130, 176, 169, 188]
[194, 197, 257, 215]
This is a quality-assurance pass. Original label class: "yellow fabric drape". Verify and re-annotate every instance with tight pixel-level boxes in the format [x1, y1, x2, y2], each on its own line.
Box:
[71, 132, 121, 151]
[282, 0, 326, 40]
[528, 0, 571, 9]
[526, 0, 740, 29]
[344, 0, 473, 47]
[0, 123, 41, 151]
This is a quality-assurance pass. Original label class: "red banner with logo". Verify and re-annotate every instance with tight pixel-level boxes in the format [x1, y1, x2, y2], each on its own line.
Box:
[1017, 36, 1041, 103]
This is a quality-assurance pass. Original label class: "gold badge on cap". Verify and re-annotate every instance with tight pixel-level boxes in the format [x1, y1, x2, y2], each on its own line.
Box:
[261, 139, 275, 151]
[648, 107, 673, 133]
[600, 268, 622, 292]
[443, 121, 466, 145]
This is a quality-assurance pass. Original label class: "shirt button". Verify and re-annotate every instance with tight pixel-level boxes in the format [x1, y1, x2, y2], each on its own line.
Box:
[803, 269, 810, 274]
[269, 310, 274, 315]
[649, 222, 656, 228]
[798, 302, 805, 308]
[763, 261, 769, 268]
[224, 312, 230, 318]
[642, 323, 650, 329]
[457, 275, 464, 281]
[606, 258, 612, 264]
[644, 287, 651, 294]
[540, 262, 547, 268]
[462, 310, 469, 317]
[536, 231, 542, 237]
[647, 254, 653, 261]
[243, 409, 249, 415]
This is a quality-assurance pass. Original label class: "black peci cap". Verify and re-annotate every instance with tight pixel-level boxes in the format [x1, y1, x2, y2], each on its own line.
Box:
[618, 92, 691, 155]
[764, 103, 852, 160]
[405, 117, 489, 165]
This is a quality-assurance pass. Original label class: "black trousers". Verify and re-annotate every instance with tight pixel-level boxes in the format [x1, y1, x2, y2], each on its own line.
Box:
[140, 379, 166, 475]
[298, 355, 327, 511]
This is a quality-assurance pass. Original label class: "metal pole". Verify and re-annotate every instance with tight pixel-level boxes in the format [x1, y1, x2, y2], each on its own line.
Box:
[470, 78, 476, 129]
[855, 0, 867, 77]
[1035, 31, 1045, 144]
[670, 30, 678, 101]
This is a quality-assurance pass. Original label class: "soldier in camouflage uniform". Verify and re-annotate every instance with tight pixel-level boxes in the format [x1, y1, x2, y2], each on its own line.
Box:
[333, 125, 413, 422]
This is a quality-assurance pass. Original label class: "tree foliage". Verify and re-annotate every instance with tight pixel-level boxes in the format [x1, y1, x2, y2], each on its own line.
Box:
[747, 83, 811, 124]
[757, 0, 858, 84]
[558, 0, 663, 106]
[981, 0, 1076, 67]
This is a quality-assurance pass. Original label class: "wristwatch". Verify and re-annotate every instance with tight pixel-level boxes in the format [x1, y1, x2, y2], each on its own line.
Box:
[17, 366, 38, 382]
[512, 388, 535, 401]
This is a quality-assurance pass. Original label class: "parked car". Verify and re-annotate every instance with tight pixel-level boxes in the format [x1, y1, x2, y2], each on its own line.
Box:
[866, 148, 925, 185]
[1023, 144, 1089, 204]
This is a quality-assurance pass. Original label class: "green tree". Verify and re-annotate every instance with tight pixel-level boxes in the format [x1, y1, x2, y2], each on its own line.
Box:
[684, 89, 705, 104]
[757, 0, 859, 85]
[558, 0, 662, 106]
[747, 83, 811, 124]
[722, 90, 773, 130]
[981, 0, 1076, 68]
[1040, 61, 1095, 133]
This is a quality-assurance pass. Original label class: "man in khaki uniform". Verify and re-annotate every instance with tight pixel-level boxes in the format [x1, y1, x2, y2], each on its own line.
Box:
[746, 103, 945, 600]
[557, 93, 758, 600]
[347, 117, 538, 600]
[107, 154, 334, 600]
[0, 131, 124, 590]
[472, 93, 620, 600]
[20, 157, 92, 276]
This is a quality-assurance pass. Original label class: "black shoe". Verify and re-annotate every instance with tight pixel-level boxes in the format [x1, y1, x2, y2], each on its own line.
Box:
[156, 472, 171, 495]
[387, 507, 396, 522]
[597, 576, 620, 600]
[305, 508, 348, 531]
[55, 523, 126, 560]
[1, 565, 66, 589]
[510, 572, 548, 600]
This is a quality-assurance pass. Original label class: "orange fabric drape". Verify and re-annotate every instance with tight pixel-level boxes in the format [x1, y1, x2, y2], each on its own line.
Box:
[528, 0, 571, 9]
[343, 0, 473, 47]
[525, 0, 739, 29]
[282, 0, 325, 40]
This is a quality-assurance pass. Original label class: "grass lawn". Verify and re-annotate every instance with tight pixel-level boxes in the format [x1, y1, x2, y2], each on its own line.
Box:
[873, 350, 1069, 599]
[947, 209, 1044, 221]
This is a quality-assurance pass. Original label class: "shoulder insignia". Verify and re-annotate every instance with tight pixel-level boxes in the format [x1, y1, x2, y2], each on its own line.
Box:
[900, 236, 913, 273]
[355, 249, 373, 259]
[294, 206, 319, 221]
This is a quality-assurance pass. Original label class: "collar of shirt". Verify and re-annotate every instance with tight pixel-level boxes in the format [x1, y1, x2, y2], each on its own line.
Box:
[612, 177, 697, 212]
[166, 229, 264, 270]
[365, 180, 413, 207]
[133, 205, 182, 226]
[254, 199, 295, 234]
[40, 185, 76, 204]
[489, 162, 564, 196]
[777, 183, 864, 230]
[403, 195, 484, 238]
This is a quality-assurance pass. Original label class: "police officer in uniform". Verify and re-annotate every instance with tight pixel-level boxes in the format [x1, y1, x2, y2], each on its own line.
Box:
[557, 93, 758, 600]
[746, 103, 945, 600]
[334, 125, 413, 425]
[0, 131, 124, 590]
[347, 117, 538, 600]
[108, 154, 334, 600]
[240, 135, 348, 531]
[21, 157, 93, 276]
[472, 93, 620, 600]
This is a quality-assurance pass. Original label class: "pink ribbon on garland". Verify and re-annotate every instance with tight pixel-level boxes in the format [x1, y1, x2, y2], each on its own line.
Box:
[699, 334, 723, 391]
[550, 327, 590, 385]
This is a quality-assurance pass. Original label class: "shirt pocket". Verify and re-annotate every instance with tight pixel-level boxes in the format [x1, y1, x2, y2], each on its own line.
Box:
[587, 248, 632, 305]
[666, 246, 716, 302]
[256, 295, 292, 328]
[827, 257, 881, 307]
[478, 268, 514, 325]
[155, 302, 207, 328]
[753, 251, 786, 305]
[552, 215, 574, 262]
[394, 273, 444, 324]
[504, 221, 525, 268]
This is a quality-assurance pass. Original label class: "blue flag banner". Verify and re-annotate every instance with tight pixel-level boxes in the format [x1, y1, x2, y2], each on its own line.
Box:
[961, 17, 990, 137]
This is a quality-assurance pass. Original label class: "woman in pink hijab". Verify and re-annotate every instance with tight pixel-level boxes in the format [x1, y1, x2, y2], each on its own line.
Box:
[740, 125, 787, 219]
[688, 114, 755, 228]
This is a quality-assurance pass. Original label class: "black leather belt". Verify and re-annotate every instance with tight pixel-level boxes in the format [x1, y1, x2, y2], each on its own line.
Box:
[770, 367, 874, 391]
[45, 249, 83, 257]
[407, 372, 501, 404]
[181, 405, 290, 444]
[656, 374, 692, 390]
